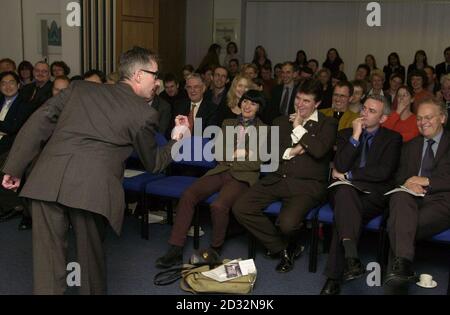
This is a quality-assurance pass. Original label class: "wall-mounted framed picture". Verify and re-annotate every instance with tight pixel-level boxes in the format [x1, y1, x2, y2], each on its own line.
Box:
[213, 19, 239, 49]
[37, 14, 62, 55]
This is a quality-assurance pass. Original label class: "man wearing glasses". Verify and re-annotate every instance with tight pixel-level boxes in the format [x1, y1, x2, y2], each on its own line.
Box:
[320, 81, 359, 131]
[21, 61, 53, 112]
[1, 46, 188, 295]
[385, 98, 450, 294]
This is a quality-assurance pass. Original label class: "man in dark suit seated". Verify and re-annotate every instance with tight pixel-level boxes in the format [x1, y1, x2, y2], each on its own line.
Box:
[172, 73, 219, 134]
[233, 79, 337, 273]
[262, 62, 298, 125]
[435, 46, 450, 81]
[159, 73, 188, 109]
[0, 71, 32, 221]
[21, 61, 53, 112]
[320, 95, 402, 295]
[384, 98, 450, 294]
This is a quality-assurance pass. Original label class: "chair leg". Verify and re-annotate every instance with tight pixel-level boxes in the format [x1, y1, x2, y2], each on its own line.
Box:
[447, 264, 450, 295]
[141, 193, 149, 240]
[248, 233, 256, 259]
[309, 218, 319, 273]
[377, 227, 387, 275]
[193, 206, 200, 250]
[167, 200, 174, 225]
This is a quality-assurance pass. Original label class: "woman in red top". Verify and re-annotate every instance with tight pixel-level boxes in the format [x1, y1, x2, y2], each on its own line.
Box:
[382, 85, 419, 142]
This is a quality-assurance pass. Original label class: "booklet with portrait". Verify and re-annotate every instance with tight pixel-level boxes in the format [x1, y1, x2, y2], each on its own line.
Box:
[327, 179, 371, 194]
[384, 185, 425, 197]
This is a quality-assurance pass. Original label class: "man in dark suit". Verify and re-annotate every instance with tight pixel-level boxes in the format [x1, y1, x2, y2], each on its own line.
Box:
[172, 73, 219, 134]
[0, 71, 32, 218]
[384, 98, 450, 293]
[21, 61, 53, 112]
[320, 95, 402, 295]
[263, 62, 298, 125]
[435, 46, 450, 81]
[1, 47, 187, 294]
[233, 79, 337, 273]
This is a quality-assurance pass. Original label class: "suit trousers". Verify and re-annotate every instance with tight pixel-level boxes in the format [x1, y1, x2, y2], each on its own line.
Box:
[169, 171, 249, 248]
[325, 185, 387, 279]
[233, 179, 320, 254]
[31, 200, 107, 295]
[388, 192, 450, 261]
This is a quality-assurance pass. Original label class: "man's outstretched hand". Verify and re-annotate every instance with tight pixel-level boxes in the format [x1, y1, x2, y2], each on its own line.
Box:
[171, 115, 191, 141]
[2, 174, 21, 192]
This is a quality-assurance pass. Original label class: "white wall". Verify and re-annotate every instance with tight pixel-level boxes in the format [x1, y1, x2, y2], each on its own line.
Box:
[0, 0, 81, 75]
[185, 0, 214, 68]
[0, 0, 24, 64]
[214, 0, 242, 64]
[185, 0, 242, 69]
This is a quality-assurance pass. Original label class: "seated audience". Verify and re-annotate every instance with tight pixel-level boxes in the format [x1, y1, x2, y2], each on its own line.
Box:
[0, 58, 17, 73]
[52, 76, 71, 96]
[384, 98, 450, 294]
[349, 80, 368, 113]
[50, 61, 71, 78]
[408, 70, 432, 114]
[18, 61, 34, 86]
[435, 46, 450, 81]
[383, 52, 406, 90]
[83, 69, 106, 83]
[233, 79, 337, 273]
[321, 95, 402, 295]
[156, 90, 267, 268]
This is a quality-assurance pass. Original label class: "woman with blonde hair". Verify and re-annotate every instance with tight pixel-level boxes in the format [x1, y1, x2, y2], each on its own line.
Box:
[217, 75, 255, 125]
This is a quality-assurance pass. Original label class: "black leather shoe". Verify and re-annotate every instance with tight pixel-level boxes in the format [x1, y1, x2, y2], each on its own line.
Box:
[384, 257, 417, 286]
[0, 207, 22, 222]
[155, 246, 183, 269]
[276, 249, 294, 273]
[274, 243, 305, 273]
[320, 278, 341, 295]
[18, 215, 32, 230]
[342, 258, 365, 282]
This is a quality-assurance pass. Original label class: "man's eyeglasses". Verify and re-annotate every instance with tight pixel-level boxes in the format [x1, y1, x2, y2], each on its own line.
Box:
[140, 69, 159, 79]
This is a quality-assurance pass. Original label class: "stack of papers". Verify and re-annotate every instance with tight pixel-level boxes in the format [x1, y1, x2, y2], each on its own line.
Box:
[202, 259, 257, 282]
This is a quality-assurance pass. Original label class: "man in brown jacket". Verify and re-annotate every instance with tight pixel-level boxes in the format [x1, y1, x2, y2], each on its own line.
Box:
[1, 47, 187, 295]
[233, 79, 338, 273]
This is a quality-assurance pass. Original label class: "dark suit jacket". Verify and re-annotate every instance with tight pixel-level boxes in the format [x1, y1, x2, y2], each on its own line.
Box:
[2, 81, 175, 234]
[172, 98, 219, 133]
[204, 118, 266, 186]
[21, 80, 53, 112]
[0, 94, 31, 156]
[151, 95, 171, 136]
[334, 127, 402, 194]
[260, 112, 337, 200]
[436, 62, 450, 81]
[395, 131, 450, 204]
[263, 83, 297, 125]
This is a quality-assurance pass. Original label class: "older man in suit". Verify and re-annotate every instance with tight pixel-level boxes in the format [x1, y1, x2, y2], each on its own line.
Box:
[172, 73, 219, 134]
[233, 79, 337, 273]
[384, 98, 450, 293]
[1, 47, 187, 295]
[320, 95, 402, 295]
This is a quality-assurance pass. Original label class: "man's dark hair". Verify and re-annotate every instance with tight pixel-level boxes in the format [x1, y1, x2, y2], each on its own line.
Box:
[163, 73, 178, 85]
[300, 66, 314, 76]
[357, 64, 370, 76]
[332, 70, 348, 82]
[54, 75, 71, 84]
[334, 80, 354, 96]
[0, 58, 17, 71]
[229, 58, 239, 66]
[50, 61, 71, 76]
[119, 46, 158, 81]
[213, 66, 228, 76]
[0, 71, 20, 84]
[444, 46, 450, 55]
[83, 69, 107, 83]
[297, 79, 323, 102]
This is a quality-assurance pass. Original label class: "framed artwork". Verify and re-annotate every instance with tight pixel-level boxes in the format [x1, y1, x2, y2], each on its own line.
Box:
[37, 14, 62, 55]
[213, 19, 239, 48]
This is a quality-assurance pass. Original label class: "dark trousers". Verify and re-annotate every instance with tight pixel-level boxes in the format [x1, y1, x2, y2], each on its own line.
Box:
[169, 171, 248, 248]
[31, 200, 107, 295]
[388, 192, 450, 261]
[325, 185, 387, 279]
[233, 179, 321, 254]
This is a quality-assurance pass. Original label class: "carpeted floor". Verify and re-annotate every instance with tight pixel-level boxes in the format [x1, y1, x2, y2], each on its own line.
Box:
[0, 212, 448, 295]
